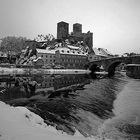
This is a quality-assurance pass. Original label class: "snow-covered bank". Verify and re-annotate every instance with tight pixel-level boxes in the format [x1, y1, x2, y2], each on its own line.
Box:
[0, 67, 91, 75]
[0, 101, 102, 140]
[94, 71, 108, 75]
[48, 69, 91, 75]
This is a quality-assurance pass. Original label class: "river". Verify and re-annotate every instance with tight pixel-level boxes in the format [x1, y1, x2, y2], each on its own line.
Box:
[0, 72, 140, 139]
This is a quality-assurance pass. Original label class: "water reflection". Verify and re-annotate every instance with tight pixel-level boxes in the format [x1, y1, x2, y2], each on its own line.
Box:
[0, 74, 90, 101]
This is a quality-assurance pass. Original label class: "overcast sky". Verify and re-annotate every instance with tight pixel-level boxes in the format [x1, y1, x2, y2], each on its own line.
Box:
[0, 0, 140, 54]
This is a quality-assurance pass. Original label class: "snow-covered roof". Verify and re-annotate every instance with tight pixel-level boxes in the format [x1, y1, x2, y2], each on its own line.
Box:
[37, 47, 87, 56]
[57, 47, 87, 56]
[36, 49, 56, 54]
[98, 48, 113, 56]
[67, 45, 80, 50]
[93, 48, 107, 57]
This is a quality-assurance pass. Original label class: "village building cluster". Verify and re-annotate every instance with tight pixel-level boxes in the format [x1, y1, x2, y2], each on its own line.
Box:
[0, 21, 114, 68]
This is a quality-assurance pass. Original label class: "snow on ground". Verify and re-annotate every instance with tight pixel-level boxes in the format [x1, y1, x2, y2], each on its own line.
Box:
[0, 101, 103, 140]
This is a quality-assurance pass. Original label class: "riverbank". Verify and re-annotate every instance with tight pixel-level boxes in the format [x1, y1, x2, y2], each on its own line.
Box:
[0, 67, 91, 75]
[0, 101, 110, 140]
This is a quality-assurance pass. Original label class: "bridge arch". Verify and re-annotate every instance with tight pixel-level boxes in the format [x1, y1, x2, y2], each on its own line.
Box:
[89, 63, 100, 73]
[107, 61, 123, 76]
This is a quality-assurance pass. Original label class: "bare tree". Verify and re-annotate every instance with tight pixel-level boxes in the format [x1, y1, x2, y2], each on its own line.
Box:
[0, 36, 29, 53]
[34, 34, 55, 46]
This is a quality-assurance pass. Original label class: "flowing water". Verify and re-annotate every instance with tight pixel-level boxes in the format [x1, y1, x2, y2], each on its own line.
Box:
[0, 72, 140, 139]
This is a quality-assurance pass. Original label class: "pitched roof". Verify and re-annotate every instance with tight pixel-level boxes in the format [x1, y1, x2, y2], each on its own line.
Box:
[37, 47, 87, 56]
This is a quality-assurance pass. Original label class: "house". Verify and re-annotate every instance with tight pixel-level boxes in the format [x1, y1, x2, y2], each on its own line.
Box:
[36, 48, 56, 66]
[55, 47, 88, 69]
[98, 48, 114, 57]
[36, 45, 88, 69]
[88, 48, 108, 62]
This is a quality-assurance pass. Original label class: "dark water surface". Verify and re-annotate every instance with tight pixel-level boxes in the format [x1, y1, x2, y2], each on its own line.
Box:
[0, 73, 140, 139]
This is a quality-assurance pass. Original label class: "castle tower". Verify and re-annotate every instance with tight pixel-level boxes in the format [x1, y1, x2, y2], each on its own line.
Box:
[73, 23, 82, 35]
[57, 21, 69, 40]
[83, 31, 93, 53]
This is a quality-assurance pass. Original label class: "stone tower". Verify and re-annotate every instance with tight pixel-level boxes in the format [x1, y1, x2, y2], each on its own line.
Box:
[57, 21, 69, 40]
[73, 23, 82, 35]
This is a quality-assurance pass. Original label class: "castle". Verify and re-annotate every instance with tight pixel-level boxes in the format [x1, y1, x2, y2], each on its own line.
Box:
[57, 21, 93, 53]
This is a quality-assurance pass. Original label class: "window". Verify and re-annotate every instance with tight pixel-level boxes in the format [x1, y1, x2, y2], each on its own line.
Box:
[46, 55, 47, 57]
[62, 50, 64, 53]
[67, 51, 69, 53]
[41, 55, 43, 57]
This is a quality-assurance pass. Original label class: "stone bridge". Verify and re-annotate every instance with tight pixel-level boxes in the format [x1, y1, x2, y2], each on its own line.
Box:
[88, 55, 140, 76]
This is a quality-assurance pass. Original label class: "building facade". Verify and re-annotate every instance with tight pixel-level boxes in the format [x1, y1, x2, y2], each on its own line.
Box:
[36, 49, 56, 66]
[36, 47, 88, 69]
[55, 47, 88, 69]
